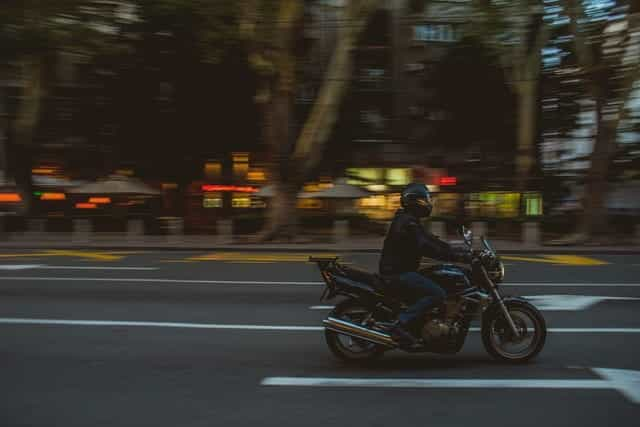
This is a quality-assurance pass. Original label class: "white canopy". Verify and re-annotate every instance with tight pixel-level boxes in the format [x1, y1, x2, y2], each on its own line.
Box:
[300, 178, 369, 199]
[68, 174, 160, 195]
[33, 175, 86, 188]
[255, 185, 313, 199]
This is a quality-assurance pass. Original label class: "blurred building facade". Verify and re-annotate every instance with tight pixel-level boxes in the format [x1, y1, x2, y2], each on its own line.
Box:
[342, 0, 474, 168]
[330, 0, 476, 185]
[1, 0, 547, 225]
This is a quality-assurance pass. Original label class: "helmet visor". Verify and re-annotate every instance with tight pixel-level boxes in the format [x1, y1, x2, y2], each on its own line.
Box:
[415, 196, 432, 208]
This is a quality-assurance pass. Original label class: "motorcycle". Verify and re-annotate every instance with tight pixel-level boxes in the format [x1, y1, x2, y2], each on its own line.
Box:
[311, 227, 546, 363]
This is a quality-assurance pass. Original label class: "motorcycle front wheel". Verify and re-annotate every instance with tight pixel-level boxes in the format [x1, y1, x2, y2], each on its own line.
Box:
[481, 299, 546, 363]
[325, 300, 386, 362]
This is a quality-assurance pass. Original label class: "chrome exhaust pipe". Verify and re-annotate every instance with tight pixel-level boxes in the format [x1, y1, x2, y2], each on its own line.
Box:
[323, 317, 396, 347]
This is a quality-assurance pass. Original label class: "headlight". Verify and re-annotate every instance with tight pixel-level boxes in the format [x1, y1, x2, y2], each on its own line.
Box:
[490, 261, 505, 283]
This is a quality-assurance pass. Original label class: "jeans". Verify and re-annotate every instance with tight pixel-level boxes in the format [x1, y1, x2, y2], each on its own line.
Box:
[395, 272, 446, 326]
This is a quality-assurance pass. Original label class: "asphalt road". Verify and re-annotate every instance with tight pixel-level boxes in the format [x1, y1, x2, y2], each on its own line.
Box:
[1, 249, 639, 427]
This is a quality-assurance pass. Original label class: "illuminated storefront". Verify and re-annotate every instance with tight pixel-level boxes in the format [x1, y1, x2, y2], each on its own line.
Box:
[466, 192, 543, 219]
[346, 167, 412, 188]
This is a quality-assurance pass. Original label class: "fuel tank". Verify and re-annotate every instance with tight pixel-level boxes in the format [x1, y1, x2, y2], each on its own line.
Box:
[420, 264, 473, 295]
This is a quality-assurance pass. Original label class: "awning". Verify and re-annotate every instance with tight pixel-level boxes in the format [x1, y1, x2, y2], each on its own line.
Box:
[68, 174, 160, 195]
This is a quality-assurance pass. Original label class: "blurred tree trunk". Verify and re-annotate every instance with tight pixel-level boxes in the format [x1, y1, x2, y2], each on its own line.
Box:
[580, 94, 616, 237]
[562, 0, 640, 242]
[243, 0, 379, 241]
[0, 78, 7, 184]
[291, 0, 377, 174]
[473, 1, 548, 191]
[12, 56, 47, 214]
[511, 7, 547, 191]
[514, 79, 539, 190]
[245, 0, 303, 241]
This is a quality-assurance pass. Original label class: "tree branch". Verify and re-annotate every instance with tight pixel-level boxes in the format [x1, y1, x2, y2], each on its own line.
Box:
[524, 11, 551, 78]
[292, 0, 380, 175]
[616, 11, 640, 124]
[274, 0, 302, 94]
[565, 0, 595, 71]
[238, 0, 259, 41]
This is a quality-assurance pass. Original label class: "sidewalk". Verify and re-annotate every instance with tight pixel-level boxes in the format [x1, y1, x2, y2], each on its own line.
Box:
[0, 233, 637, 254]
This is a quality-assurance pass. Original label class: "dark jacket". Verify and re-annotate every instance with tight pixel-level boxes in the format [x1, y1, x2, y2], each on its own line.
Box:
[379, 209, 464, 275]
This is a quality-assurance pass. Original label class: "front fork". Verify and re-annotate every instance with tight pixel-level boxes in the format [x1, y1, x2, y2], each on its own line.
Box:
[480, 265, 521, 338]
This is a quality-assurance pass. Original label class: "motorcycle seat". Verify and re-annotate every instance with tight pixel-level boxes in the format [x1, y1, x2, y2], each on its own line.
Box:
[339, 265, 387, 293]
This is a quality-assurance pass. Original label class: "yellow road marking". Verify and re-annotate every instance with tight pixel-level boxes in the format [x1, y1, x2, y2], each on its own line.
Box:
[45, 250, 141, 261]
[185, 252, 338, 263]
[544, 255, 609, 266]
[162, 260, 197, 263]
[502, 255, 608, 266]
[0, 250, 141, 262]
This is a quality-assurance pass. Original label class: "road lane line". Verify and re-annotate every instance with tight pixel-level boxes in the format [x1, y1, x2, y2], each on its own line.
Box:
[0, 318, 322, 331]
[538, 328, 640, 333]
[312, 295, 640, 311]
[503, 283, 640, 287]
[0, 318, 639, 334]
[1, 277, 640, 288]
[502, 255, 608, 266]
[0, 250, 141, 261]
[0, 277, 323, 286]
[468, 327, 640, 333]
[261, 377, 609, 389]
[0, 264, 43, 270]
[524, 295, 640, 311]
[39, 266, 158, 271]
[0, 265, 158, 271]
[261, 369, 640, 404]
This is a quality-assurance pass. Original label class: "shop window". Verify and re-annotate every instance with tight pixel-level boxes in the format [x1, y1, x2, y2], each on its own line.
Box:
[386, 168, 411, 186]
[413, 24, 458, 42]
[359, 109, 387, 134]
[232, 192, 251, 208]
[346, 168, 385, 186]
[468, 192, 522, 218]
[524, 193, 543, 216]
[203, 193, 222, 208]
[432, 193, 460, 216]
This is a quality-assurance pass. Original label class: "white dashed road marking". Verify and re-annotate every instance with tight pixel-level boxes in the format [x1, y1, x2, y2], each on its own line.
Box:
[0, 318, 639, 334]
[1, 277, 640, 287]
[261, 368, 640, 405]
[0, 265, 157, 271]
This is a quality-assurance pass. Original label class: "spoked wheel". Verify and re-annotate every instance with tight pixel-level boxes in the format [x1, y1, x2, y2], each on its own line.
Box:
[482, 299, 546, 363]
[325, 300, 386, 362]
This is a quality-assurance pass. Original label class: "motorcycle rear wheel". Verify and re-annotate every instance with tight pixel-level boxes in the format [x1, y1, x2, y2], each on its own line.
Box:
[325, 300, 386, 362]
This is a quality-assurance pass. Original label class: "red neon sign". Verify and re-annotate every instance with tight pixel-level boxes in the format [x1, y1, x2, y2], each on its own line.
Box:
[439, 176, 457, 186]
[201, 185, 258, 193]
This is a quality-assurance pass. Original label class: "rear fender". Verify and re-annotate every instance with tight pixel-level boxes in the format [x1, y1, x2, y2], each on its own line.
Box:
[332, 275, 383, 302]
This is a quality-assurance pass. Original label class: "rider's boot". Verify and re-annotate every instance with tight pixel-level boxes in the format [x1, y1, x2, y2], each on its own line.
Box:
[390, 320, 420, 348]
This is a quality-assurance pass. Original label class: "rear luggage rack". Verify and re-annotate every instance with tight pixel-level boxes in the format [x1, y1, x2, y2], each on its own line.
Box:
[308, 256, 339, 265]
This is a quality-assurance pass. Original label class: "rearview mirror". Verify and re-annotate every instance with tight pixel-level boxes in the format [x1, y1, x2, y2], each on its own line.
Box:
[460, 226, 473, 247]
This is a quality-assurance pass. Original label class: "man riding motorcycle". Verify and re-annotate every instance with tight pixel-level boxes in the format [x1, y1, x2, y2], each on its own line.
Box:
[380, 183, 471, 345]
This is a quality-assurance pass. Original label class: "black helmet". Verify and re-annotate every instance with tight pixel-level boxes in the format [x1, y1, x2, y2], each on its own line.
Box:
[401, 183, 433, 218]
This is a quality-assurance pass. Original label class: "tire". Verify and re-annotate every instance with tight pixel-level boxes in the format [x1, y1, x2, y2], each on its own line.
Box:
[325, 299, 386, 363]
[481, 299, 547, 363]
